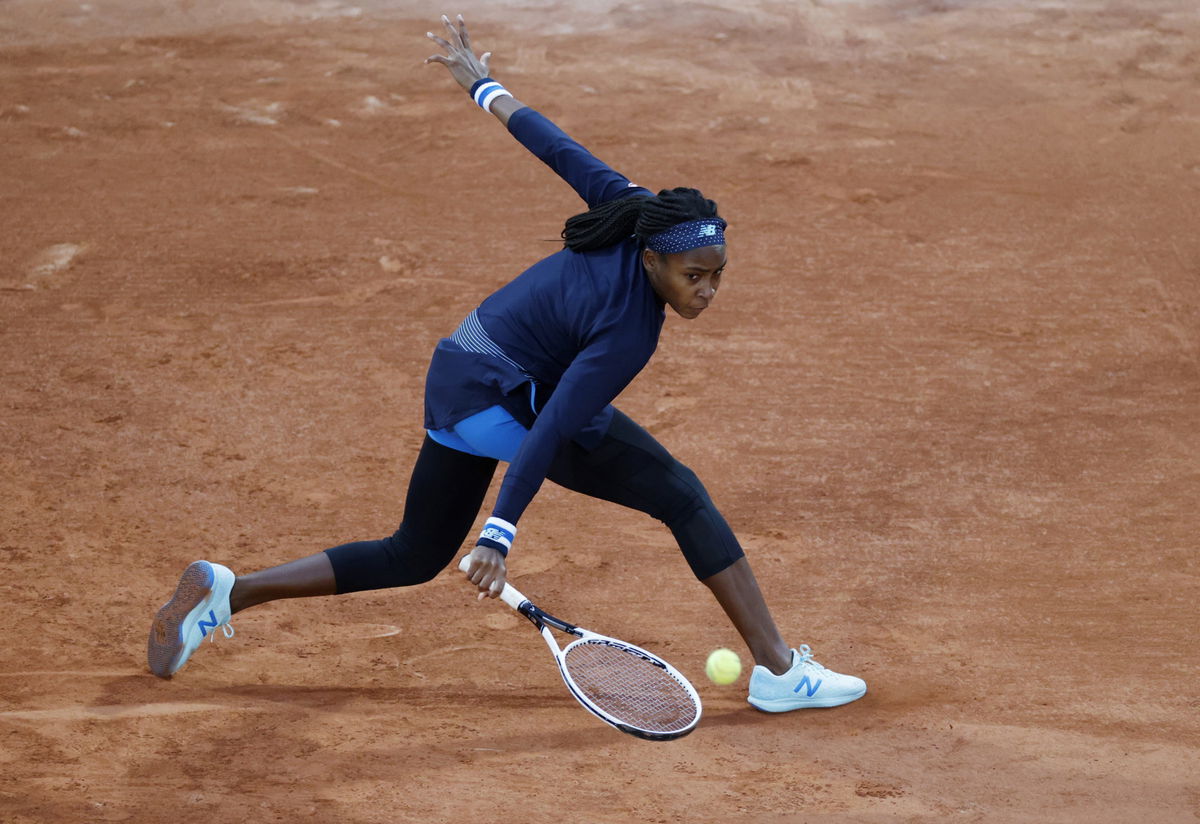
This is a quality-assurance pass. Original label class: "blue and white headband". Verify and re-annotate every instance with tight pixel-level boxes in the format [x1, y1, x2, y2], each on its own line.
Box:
[645, 218, 727, 255]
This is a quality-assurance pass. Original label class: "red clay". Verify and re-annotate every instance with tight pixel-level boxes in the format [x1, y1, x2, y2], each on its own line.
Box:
[2, 1, 1198, 821]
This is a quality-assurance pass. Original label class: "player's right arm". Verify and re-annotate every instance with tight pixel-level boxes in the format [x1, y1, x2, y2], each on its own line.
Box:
[425, 14, 648, 207]
[463, 327, 652, 599]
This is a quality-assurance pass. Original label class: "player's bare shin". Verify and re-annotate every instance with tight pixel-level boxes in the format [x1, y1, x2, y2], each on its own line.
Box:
[701, 557, 792, 675]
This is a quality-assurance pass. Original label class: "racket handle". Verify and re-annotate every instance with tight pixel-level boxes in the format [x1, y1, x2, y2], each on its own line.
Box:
[457, 555, 529, 612]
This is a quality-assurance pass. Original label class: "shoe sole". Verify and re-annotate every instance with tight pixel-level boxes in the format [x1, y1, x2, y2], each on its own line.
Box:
[147, 561, 215, 679]
[747, 686, 867, 712]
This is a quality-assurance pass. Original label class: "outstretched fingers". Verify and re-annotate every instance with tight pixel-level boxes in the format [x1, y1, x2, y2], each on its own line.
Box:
[426, 16, 470, 65]
[441, 14, 466, 49]
[423, 14, 493, 92]
[455, 14, 474, 51]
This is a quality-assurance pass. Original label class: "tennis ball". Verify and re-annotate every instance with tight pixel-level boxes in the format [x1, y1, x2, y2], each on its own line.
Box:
[705, 648, 742, 685]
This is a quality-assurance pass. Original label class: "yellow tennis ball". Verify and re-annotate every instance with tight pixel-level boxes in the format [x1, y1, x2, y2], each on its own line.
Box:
[705, 648, 742, 685]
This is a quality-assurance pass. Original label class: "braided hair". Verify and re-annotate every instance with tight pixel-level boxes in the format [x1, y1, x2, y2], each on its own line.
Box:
[561, 187, 722, 252]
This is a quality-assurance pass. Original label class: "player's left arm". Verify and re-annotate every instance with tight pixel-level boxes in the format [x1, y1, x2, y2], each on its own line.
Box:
[424, 14, 527, 126]
[425, 14, 648, 207]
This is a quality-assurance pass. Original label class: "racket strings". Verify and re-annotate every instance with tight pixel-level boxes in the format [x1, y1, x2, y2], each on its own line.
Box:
[563, 640, 698, 733]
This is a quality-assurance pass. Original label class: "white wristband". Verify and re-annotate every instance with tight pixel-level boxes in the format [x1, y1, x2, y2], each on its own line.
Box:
[471, 79, 513, 113]
[479, 516, 517, 551]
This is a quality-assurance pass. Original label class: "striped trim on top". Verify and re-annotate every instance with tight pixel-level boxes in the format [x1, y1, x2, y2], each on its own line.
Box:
[451, 310, 529, 375]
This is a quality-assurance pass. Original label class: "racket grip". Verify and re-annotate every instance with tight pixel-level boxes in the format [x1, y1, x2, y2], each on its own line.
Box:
[457, 555, 529, 611]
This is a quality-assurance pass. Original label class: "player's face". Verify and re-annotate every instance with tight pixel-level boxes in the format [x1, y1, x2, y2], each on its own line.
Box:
[643, 245, 727, 320]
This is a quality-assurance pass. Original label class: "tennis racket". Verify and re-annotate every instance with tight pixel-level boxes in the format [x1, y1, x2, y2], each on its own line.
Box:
[458, 556, 702, 741]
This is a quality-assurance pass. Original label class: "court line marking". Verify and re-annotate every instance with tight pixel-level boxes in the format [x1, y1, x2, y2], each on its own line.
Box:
[364, 624, 401, 638]
[402, 644, 507, 666]
[0, 671, 135, 678]
[269, 129, 402, 193]
[0, 702, 246, 722]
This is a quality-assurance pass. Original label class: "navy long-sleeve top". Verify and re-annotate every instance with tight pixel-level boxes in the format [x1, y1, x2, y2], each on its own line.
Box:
[423, 107, 664, 529]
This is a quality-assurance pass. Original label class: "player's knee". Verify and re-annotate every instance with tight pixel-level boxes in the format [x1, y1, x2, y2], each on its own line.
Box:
[657, 461, 711, 527]
[400, 560, 445, 586]
[381, 527, 457, 586]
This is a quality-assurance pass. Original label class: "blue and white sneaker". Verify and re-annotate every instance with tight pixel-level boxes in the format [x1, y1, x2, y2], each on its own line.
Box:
[747, 644, 866, 712]
[147, 560, 236, 678]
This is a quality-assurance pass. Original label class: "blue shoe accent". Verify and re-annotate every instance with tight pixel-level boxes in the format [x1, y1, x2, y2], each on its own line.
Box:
[794, 675, 823, 698]
[747, 645, 866, 712]
[147, 561, 236, 678]
[197, 610, 220, 639]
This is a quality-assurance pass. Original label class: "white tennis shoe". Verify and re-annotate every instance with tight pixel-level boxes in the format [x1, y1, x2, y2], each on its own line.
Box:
[747, 645, 866, 712]
[147, 560, 236, 678]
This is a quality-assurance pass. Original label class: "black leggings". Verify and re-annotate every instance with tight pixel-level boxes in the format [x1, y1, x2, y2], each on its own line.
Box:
[325, 409, 744, 592]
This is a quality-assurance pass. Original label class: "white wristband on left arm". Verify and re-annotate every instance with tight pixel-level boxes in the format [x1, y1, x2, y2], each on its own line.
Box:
[469, 77, 513, 113]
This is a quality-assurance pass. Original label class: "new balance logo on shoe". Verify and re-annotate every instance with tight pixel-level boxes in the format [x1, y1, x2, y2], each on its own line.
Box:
[197, 610, 219, 638]
[793, 676, 822, 697]
[747, 647, 865, 712]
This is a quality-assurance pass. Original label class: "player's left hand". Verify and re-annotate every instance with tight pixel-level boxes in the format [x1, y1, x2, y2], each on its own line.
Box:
[424, 14, 492, 92]
[463, 545, 507, 600]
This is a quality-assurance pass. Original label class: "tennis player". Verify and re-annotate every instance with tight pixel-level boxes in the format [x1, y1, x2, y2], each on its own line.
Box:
[146, 15, 866, 713]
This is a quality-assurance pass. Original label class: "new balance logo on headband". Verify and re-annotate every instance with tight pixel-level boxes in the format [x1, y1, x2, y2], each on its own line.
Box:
[646, 218, 727, 255]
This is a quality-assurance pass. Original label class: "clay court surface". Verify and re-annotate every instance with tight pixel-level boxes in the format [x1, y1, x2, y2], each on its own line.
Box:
[2, 0, 1199, 820]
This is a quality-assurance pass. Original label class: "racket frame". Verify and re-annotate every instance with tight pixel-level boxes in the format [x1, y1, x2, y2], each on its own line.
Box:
[461, 558, 702, 741]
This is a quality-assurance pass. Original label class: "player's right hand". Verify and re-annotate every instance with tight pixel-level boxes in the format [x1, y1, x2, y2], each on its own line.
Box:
[463, 545, 506, 600]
